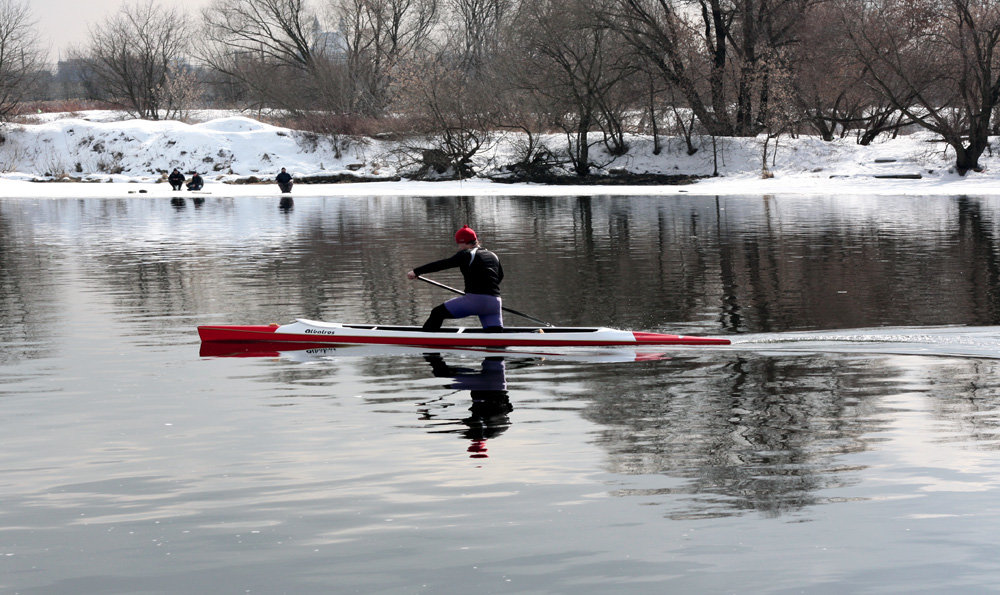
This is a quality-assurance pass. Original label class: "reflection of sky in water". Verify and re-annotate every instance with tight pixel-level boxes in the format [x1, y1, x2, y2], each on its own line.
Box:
[876, 357, 1000, 497]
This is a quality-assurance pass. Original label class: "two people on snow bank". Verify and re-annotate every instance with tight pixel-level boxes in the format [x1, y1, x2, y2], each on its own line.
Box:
[168, 169, 204, 191]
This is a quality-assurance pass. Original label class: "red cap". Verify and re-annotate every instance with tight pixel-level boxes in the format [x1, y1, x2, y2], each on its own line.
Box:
[455, 225, 477, 244]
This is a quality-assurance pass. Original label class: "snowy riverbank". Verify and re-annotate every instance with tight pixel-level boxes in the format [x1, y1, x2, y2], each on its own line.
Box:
[2, 110, 1000, 197]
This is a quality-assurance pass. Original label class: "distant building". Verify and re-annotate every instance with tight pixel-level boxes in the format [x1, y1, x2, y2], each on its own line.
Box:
[53, 58, 93, 100]
[312, 17, 348, 61]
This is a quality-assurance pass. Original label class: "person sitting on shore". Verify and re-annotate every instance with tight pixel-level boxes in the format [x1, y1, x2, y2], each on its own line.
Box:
[276, 168, 293, 193]
[186, 172, 204, 191]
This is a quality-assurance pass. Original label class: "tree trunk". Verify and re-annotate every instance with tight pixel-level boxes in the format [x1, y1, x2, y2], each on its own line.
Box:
[575, 123, 591, 177]
[954, 139, 988, 175]
[648, 78, 661, 154]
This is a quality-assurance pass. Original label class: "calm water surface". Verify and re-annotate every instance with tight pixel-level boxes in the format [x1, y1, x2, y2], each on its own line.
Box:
[3, 194, 1000, 593]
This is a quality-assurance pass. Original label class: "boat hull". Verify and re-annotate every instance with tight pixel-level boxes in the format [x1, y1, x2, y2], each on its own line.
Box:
[197, 319, 731, 348]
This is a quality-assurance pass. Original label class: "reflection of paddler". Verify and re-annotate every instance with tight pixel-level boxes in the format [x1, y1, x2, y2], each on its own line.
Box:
[424, 355, 512, 457]
[426, 354, 507, 395]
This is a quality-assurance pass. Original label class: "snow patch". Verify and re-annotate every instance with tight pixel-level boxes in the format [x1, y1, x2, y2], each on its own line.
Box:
[1, 110, 999, 198]
[194, 117, 281, 133]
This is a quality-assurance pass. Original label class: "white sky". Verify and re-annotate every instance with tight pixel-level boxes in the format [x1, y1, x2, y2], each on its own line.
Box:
[30, 0, 210, 63]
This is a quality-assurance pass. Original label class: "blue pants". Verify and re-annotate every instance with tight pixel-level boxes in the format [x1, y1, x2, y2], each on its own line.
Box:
[444, 294, 503, 328]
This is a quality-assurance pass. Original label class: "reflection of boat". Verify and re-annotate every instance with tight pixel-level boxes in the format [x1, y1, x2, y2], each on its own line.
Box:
[199, 340, 672, 362]
[198, 319, 730, 348]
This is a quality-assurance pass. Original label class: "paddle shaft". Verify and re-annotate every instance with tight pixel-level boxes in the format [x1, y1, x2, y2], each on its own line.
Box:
[416, 275, 553, 327]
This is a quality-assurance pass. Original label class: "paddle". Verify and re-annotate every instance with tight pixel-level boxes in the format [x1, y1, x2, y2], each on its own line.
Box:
[416, 275, 554, 327]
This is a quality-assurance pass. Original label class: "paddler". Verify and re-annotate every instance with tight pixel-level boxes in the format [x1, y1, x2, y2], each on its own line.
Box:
[406, 225, 504, 332]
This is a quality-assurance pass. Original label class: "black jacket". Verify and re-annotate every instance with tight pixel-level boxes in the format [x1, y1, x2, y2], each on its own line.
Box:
[414, 247, 503, 296]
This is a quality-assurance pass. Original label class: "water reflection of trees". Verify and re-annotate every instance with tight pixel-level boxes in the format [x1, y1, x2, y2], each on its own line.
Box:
[572, 353, 1000, 519]
[912, 358, 1000, 446]
[346, 351, 1000, 519]
[14, 194, 1000, 338]
[213, 343, 1000, 519]
[706, 195, 1000, 332]
[955, 196, 1000, 323]
[0, 206, 61, 362]
[577, 355, 886, 519]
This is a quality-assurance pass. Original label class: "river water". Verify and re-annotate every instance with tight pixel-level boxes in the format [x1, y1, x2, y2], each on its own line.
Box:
[3, 194, 1000, 593]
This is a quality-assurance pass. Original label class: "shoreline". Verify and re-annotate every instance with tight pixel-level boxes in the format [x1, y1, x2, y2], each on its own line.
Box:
[3, 172, 1000, 198]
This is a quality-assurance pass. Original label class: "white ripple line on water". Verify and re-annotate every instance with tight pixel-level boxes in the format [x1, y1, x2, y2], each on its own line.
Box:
[723, 327, 1000, 359]
[733, 334, 942, 344]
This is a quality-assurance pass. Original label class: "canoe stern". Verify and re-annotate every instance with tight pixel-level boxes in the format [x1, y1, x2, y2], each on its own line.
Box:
[198, 324, 280, 342]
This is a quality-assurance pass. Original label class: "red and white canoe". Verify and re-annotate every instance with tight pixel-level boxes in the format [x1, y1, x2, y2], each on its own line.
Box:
[197, 319, 731, 348]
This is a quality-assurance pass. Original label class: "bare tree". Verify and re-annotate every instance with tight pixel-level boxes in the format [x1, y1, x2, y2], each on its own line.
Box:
[392, 56, 495, 178]
[604, 0, 821, 137]
[384, 0, 515, 177]
[79, 0, 192, 119]
[203, 0, 318, 69]
[790, 5, 916, 147]
[843, 0, 1000, 174]
[513, 0, 635, 176]
[785, 3, 913, 145]
[333, 0, 440, 115]
[489, 38, 562, 177]
[0, 0, 43, 121]
[755, 49, 799, 178]
[200, 0, 440, 117]
[446, 0, 512, 75]
[789, 2, 861, 141]
[200, 0, 341, 111]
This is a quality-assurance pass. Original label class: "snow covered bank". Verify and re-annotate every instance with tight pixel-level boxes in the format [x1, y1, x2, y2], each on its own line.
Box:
[2, 111, 1000, 197]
